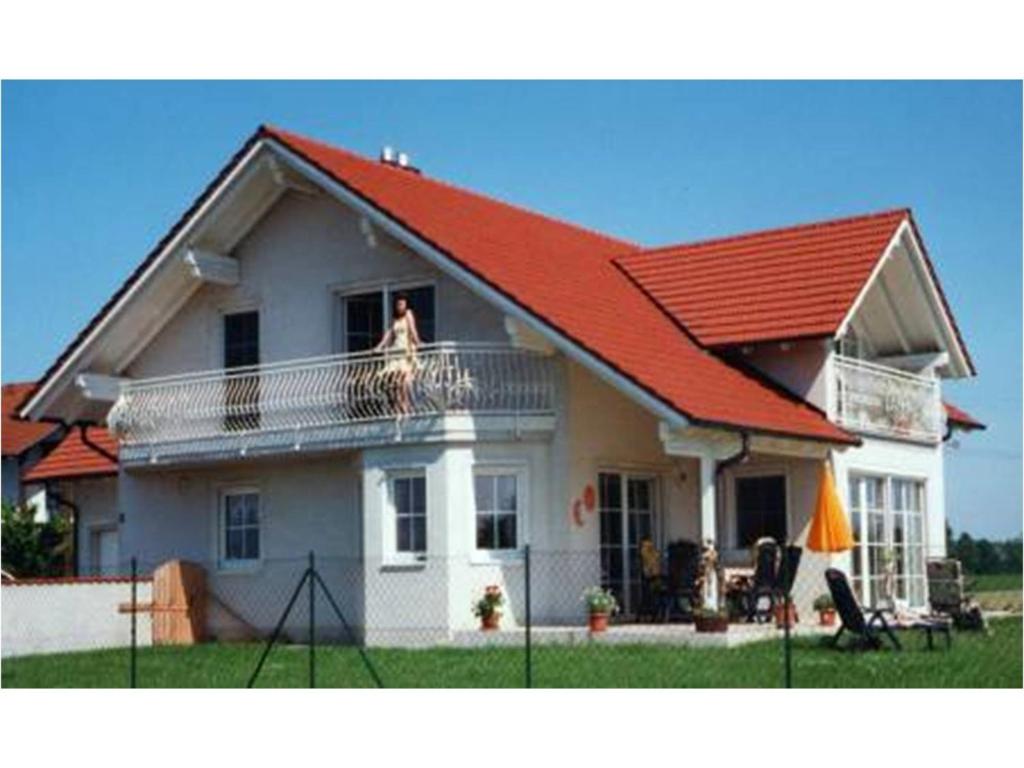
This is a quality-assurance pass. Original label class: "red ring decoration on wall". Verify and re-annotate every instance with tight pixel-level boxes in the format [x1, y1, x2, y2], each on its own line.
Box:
[582, 484, 596, 512]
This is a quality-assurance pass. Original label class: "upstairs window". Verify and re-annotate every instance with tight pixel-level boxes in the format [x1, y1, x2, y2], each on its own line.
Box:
[340, 284, 435, 353]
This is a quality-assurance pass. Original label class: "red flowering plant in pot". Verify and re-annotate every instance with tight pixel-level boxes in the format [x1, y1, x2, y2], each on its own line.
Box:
[473, 585, 504, 631]
[813, 594, 836, 626]
[582, 586, 618, 632]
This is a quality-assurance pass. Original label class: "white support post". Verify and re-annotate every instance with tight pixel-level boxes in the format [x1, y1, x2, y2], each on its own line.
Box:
[699, 454, 718, 610]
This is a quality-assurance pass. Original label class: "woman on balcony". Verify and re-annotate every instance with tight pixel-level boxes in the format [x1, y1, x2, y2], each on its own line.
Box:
[374, 293, 421, 415]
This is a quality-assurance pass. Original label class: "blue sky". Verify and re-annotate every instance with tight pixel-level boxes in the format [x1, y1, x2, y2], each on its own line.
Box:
[2, 81, 1020, 537]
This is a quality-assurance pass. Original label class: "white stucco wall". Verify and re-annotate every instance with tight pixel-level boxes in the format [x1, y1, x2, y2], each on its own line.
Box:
[126, 192, 509, 380]
[1, 579, 153, 658]
[734, 338, 831, 411]
[118, 453, 362, 639]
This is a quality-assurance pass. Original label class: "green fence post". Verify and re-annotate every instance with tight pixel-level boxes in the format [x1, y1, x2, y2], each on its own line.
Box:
[130, 556, 137, 689]
[525, 544, 532, 689]
[309, 550, 316, 689]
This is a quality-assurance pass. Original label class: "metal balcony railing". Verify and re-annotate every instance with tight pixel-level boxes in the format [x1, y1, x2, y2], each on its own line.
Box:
[108, 343, 556, 450]
[833, 355, 942, 443]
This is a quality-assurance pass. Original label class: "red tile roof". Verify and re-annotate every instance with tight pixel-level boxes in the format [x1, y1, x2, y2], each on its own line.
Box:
[265, 126, 858, 445]
[944, 401, 985, 431]
[615, 209, 910, 347]
[22, 426, 118, 481]
[2, 382, 58, 457]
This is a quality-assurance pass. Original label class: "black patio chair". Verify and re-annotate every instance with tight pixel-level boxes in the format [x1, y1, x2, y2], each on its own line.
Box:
[664, 539, 702, 621]
[825, 568, 902, 650]
[772, 545, 803, 621]
[927, 558, 986, 631]
[744, 538, 779, 623]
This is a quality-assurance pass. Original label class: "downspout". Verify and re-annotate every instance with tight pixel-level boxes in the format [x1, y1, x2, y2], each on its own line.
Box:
[712, 432, 750, 550]
[48, 489, 80, 577]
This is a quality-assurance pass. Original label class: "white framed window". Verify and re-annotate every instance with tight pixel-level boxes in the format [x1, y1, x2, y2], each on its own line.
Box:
[385, 471, 427, 562]
[848, 473, 927, 609]
[473, 465, 527, 556]
[337, 282, 436, 353]
[221, 488, 261, 565]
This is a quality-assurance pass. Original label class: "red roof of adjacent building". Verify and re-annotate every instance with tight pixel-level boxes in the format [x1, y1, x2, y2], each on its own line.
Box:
[2, 382, 58, 457]
[22, 426, 118, 481]
[264, 126, 858, 444]
[944, 401, 985, 431]
[615, 209, 911, 347]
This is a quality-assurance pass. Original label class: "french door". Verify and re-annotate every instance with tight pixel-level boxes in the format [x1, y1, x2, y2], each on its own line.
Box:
[848, 474, 927, 609]
[599, 472, 658, 616]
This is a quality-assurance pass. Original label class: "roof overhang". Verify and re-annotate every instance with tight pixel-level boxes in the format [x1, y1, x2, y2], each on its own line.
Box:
[836, 217, 974, 378]
[19, 135, 317, 422]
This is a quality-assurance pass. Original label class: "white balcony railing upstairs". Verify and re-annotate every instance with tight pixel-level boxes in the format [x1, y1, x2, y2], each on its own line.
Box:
[833, 354, 942, 443]
[108, 342, 556, 450]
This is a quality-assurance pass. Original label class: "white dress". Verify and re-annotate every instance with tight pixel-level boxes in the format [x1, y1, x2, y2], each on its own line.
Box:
[382, 314, 416, 375]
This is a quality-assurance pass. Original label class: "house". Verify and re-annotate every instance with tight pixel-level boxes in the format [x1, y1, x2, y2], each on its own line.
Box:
[15, 126, 983, 642]
[2, 382, 60, 516]
[21, 426, 120, 575]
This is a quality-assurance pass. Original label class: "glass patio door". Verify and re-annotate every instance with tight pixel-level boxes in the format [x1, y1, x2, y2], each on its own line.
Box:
[599, 472, 657, 616]
[848, 474, 927, 609]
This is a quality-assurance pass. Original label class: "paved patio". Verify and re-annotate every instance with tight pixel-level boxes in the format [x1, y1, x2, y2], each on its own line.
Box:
[452, 621, 834, 649]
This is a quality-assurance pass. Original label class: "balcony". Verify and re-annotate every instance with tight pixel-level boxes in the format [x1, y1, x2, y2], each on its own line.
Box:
[109, 343, 557, 465]
[833, 355, 942, 443]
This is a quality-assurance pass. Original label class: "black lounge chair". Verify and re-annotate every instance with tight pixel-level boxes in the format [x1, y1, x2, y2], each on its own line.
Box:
[825, 568, 902, 650]
[825, 568, 952, 651]
[664, 540, 702, 621]
[744, 538, 779, 623]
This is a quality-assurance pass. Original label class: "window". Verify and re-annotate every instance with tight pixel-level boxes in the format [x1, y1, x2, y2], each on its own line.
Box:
[389, 473, 426, 557]
[848, 474, 927, 608]
[223, 311, 260, 431]
[598, 472, 658, 615]
[340, 284, 435, 352]
[474, 469, 523, 552]
[734, 474, 787, 547]
[222, 490, 260, 563]
[224, 311, 260, 368]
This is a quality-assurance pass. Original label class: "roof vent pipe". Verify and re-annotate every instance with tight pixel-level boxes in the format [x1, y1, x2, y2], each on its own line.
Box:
[380, 146, 395, 164]
[397, 151, 410, 168]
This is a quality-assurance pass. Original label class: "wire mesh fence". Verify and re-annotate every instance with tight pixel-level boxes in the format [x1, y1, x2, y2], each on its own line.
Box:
[1, 543, 1020, 688]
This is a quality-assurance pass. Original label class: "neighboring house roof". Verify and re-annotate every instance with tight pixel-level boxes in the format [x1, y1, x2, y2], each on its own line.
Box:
[23, 426, 118, 482]
[616, 210, 975, 376]
[263, 127, 857, 444]
[943, 401, 985, 431]
[2, 382, 58, 457]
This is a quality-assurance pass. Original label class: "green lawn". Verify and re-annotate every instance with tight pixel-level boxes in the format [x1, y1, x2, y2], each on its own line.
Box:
[3, 617, 1020, 688]
[970, 573, 1022, 593]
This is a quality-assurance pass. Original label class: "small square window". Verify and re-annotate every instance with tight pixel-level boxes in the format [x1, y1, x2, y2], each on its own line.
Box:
[474, 470, 523, 553]
[222, 490, 260, 563]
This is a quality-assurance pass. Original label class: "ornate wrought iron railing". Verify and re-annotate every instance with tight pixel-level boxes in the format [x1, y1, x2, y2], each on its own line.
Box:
[833, 355, 942, 443]
[108, 343, 556, 449]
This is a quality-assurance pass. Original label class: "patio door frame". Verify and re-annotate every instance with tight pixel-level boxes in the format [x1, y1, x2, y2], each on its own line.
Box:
[597, 469, 662, 618]
[847, 471, 928, 610]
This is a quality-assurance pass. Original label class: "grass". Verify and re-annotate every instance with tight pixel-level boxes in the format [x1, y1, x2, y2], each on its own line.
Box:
[969, 573, 1022, 613]
[970, 573, 1022, 593]
[3, 617, 1020, 688]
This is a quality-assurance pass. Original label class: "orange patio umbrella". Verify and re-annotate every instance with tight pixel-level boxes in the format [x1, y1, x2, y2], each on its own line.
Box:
[806, 461, 854, 553]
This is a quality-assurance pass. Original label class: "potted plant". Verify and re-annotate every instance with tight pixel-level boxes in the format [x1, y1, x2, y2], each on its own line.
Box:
[581, 586, 618, 632]
[473, 585, 504, 631]
[813, 594, 837, 626]
[773, 598, 798, 629]
[693, 606, 729, 633]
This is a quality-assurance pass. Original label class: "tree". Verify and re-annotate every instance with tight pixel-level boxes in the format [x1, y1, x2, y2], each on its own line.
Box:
[0, 501, 71, 578]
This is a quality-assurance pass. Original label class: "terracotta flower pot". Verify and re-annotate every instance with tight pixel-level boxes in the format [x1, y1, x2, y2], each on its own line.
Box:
[694, 614, 729, 633]
[817, 608, 836, 627]
[480, 612, 501, 631]
[774, 602, 798, 629]
[588, 612, 609, 633]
